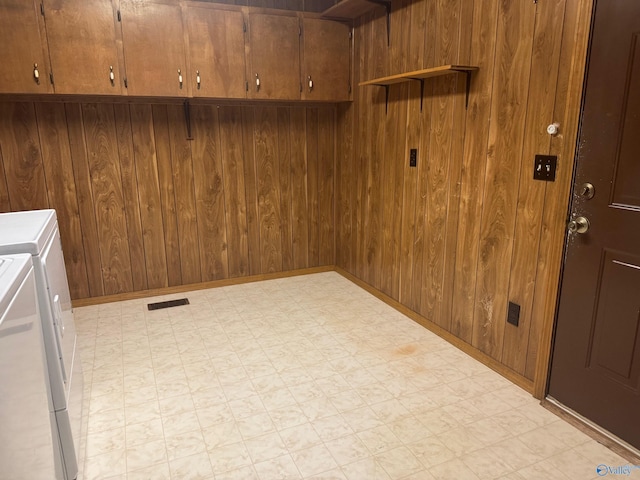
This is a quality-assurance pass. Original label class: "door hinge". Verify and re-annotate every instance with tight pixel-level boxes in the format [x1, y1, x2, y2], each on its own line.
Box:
[300, 83, 302, 93]
[117, 10, 121, 21]
[124, 77, 128, 88]
[348, 84, 351, 93]
[299, 26, 302, 36]
[245, 81, 249, 92]
[349, 30, 353, 39]
[243, 22, 246, 33]
[40, 2, 44, 16]
[49, 72, 54, 85]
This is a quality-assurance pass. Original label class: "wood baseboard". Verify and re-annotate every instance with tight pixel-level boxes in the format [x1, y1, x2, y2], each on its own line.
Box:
[71, 265, 334, 308]
[334, 267, 535, 394]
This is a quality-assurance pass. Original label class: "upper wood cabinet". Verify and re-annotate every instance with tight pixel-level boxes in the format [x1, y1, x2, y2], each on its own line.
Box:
[43, 0, 123, 95]
[119, 0, 189, 97]
[246, 12, 301, 101]
[0, 0, 53, 94]
[301, 18, 351, 102]
[185, 5, 246, 99]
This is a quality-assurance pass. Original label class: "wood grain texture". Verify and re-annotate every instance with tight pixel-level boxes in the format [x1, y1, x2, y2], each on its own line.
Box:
[502, 0, 566, 375]
[130, 104, 168, 289]
[241, 107, 262, 275]
[335, 102, 354, 272]
[317, 107, 335, 266]
[531, 0, 594, 394]
[306, 108, 319, 266]
[0, 103, 49, 211]
[65, 103, 104, 297]
[336, 0, 585, 386]
[0, 149, 9, 212]
[254, 106, 283, 273]
[191, 104, 229, 281]
[472, 0, 536, 359]
[35, 102, 89, 299]
[277, 108, 293, 271]
[83, 103, 133, 295]
[290, 107, 309, 269]
[151, 105, 182, 287]
[113, 103, 148, 292]
[218, 106, 249, 278]
[166, 105, 201, 285]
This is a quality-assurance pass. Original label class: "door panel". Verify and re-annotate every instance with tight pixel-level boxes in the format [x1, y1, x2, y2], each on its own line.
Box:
[247, 12, 300, 100]
[549, 0, 640, 449]
[44, 0, 123, 95]
[185, 6, 246, 99]
[120, 0, 188, 97]
[0, 0, 52, 94]
[302, 18, 351, 101]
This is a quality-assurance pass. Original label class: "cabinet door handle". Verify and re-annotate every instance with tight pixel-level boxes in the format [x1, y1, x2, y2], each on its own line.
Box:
[255, 73, 260, 91]
[308, 75, 313, 92]
[178, 68, 183, 89]
[109, 65, 115, 86]
[33, 63, 40, 84]
[196, 70, 201, 90]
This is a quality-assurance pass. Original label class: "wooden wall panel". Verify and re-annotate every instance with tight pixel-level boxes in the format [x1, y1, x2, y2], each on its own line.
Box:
[290, 108, 309, 269]
[166, 105, 201, 286]
[35, 103, 89, 300]
[130, 104, 168, 290]
[114, 104, 148, 292]
[0, 102, 335, 299]
[254, 106, 283, 273]
[0, 103, 49, 211]
[83, 103, 133, 295]
[336, 0, 586, 391]
[191, 105, 229, 281]
[152, 105, 183, 287]
[218, 106, 249, 278]
[66, 104, 104, 297]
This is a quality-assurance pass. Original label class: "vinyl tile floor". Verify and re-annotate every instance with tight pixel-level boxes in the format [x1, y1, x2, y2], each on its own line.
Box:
[75, 272, 629, 480]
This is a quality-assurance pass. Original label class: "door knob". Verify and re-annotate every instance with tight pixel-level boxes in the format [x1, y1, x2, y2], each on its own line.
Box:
[568, 216, 590, 234]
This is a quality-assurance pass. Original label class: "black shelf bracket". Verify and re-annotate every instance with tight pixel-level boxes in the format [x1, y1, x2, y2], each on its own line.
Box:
[407, 78, 426, 112]
[370, 0, 391, 46]
[451, 68, 474, 109]
[371, 84, 390, 113]
[183, 100, 193, 140]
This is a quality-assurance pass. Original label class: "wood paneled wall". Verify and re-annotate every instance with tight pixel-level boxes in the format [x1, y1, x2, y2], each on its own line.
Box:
[0, 102, 335, 299]
[335, 0, 589, 385]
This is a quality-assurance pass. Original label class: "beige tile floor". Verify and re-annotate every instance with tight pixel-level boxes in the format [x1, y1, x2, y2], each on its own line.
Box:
[75, 272, 630, 480]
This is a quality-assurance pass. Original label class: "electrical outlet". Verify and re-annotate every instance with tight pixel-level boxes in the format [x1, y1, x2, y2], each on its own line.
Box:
[410, 148, 417, 167]
[507, 302, 521, 327]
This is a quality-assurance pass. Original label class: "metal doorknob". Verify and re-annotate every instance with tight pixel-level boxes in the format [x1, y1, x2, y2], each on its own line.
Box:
[568, 216, 590, 234]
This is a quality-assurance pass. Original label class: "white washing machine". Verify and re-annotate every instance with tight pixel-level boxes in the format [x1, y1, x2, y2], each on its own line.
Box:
[0, 253, 57, 479]
[0, 210, 83, 480]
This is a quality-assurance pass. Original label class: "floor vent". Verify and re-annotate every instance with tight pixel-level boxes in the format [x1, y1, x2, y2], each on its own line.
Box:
[147, 298, 190, 311]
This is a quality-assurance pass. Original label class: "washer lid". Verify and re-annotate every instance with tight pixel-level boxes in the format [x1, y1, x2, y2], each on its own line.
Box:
[0, 210, 57, 255]
[0, 254, 32, 316]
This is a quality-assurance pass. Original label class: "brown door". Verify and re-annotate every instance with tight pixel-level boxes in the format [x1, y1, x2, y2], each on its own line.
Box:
[301, 18, 351, 102]
[0, 0, 52, 94]
[120, 0, 188, 97]
[548, 0, 640, 449]
[185, 6, 246, 99]
[246, 12, 300, 101]
[44, 0, 123, 95]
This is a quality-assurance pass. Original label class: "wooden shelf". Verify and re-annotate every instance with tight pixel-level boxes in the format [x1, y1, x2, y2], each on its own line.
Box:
[321, 0, 390, 20]
[359, 65, 478, 111]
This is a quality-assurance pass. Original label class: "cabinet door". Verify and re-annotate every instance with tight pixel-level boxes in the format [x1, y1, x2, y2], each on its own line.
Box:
[302, 18, 351, 101]
[185, 6, 246, 99]
[120, 0, 188, 97]
[43, 0, 123, 95]
[247, 12, 300, 100]
[0, 0, 52, 94]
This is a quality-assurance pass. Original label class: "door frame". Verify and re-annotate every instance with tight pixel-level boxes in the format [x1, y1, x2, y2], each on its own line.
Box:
[532, 0, 596, 399]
